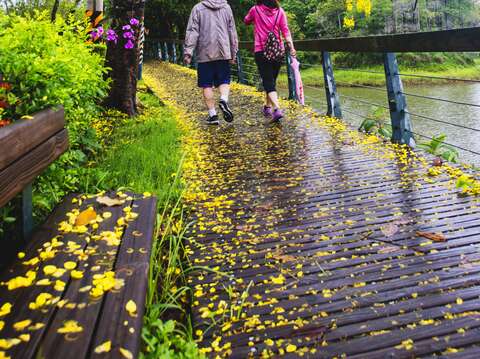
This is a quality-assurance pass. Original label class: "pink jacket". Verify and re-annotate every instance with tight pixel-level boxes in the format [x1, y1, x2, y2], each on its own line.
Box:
[244, 5, 291, 53]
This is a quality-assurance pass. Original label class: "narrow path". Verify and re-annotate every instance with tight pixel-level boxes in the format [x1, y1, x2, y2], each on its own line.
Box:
[144, 62, 480, 358]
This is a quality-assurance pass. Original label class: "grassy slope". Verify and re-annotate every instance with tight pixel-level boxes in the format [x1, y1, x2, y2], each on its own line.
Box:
[278, 58, 480, 87]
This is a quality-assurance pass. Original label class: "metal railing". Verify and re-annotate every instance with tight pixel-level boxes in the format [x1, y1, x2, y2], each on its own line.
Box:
[145, 27, 480, 163]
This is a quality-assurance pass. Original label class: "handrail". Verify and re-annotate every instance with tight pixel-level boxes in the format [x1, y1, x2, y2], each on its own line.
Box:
[146, 33, 480, 161]
[148, 27, 480, 53]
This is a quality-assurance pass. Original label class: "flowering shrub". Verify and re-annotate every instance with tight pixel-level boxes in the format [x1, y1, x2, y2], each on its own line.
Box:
[90, 18, 140, 50]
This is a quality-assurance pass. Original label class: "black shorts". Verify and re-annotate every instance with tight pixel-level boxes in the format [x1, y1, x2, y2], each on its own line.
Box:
[197, 60, 231, 88]
[255, 52, 282, 93]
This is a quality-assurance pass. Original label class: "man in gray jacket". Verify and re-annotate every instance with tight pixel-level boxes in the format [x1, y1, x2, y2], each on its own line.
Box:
[184, 0, 239, 125]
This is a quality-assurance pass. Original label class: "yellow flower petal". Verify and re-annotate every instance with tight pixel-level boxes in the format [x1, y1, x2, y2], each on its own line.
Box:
[57, 320, 83, 334]
[94, 340, 112, 354]
[64, 261, 77, 270]
[13, 319, 32, 331]
[17, 252, 25, 259]
[119, 348, 133, 359]
[71, 270, 84, 279]
[125, 300, 137, 317]
[0, 303, 12, 318]
[43, 265, 58, 275]
[286, 344, 297, 353]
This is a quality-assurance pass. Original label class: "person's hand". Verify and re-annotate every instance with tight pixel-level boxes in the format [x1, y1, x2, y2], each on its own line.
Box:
[290, 47, 297, 58]
[229, 58, 237, 65]
[184, 55, 192, 65]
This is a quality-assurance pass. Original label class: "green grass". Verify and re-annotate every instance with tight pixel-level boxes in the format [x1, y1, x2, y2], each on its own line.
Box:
[94, 92, 183, 203]
[279, 58, 480, 87]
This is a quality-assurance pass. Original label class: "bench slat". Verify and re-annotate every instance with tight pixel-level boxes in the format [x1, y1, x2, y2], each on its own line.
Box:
[37, 197, 135, 359]
[0, 128, 68, 207]
[90, 196, 157, 358]
[0, 108, 65, 172]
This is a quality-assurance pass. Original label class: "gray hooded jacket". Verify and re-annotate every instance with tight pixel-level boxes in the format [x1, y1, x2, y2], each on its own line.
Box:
[184, 0, 239, 63]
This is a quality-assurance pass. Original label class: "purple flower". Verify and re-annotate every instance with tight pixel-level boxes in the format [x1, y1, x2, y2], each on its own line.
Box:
[124, 40, 135, 49]
[122, 24, 131, 31]
[123, 31, 134, 39]
[97, 26, 104, 37]
[106, 29, 118, 43]
[130, 18, 140, 26]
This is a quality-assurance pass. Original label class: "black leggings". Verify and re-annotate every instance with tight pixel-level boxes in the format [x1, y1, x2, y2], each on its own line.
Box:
[255, 52, 282, 93]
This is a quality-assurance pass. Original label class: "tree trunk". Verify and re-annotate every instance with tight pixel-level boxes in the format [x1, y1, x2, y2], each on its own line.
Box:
[105, 0, 145, 116]
[51, 0, 60, 22]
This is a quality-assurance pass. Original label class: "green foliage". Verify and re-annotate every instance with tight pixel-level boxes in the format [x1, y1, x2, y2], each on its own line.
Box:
[418, 134, 459, 163]
[359, 107, 392, 139]
[4, 0, 86, 20]
[0, 12, 110, 219]
[141, 319, 204, 359]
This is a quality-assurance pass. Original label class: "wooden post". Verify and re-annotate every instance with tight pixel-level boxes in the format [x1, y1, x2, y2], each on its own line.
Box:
[383, 52, 415, 146]
[236, 52, 246, 84]
[16, 184, 33, 242]
[321, 51, 342, 118]
[286, 53, 298, 101]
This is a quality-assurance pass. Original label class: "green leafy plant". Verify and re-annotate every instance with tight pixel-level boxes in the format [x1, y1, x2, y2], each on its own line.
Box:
[359, 107, 392, 139]
[0, 12, 110, 219]
[418, 134, 459, 163]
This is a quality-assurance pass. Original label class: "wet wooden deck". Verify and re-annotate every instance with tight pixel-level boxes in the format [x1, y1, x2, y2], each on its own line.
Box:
[145, 62, 480, 358]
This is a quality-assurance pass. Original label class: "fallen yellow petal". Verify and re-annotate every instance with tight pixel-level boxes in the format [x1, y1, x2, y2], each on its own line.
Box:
[286, 344, 297, 352]
[64, 261, 77, 270]
[0, 303, 12, 318]
[125, 300, 137, 317]
[57, 320, 83, 334]
[94, 340, 112, 354]
[119, 348, 133, 359]
[13, 319, 32, 331]
[71, 270, 84, 279]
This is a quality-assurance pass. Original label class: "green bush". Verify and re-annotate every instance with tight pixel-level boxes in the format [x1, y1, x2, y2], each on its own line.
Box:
[0, 12, 110, 219]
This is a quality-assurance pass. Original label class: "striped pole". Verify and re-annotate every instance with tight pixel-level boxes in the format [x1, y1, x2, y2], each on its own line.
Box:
[138, 18, 145, 79]
[86, 0, 104, 41]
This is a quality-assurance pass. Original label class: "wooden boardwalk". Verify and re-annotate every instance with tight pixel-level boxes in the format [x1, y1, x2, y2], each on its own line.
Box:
[145, 62, 480, 358]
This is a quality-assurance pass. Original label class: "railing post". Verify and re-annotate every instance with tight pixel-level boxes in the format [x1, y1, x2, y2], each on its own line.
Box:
[15, 183, 33, 243]
[236, 52, 246, 85]
[321, 51, 342, 118]
[383, 52, 415, 146]
[286, 53, 298, 101]
[172, 43, 177, 64]
[157, 41, 162, 60]
[179, 44, 184, 65]
[162, 42, 169, 62]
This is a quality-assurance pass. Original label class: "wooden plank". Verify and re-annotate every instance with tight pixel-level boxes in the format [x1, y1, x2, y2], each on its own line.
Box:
[0, 129, 68, 207]
[0, 107, 65, 171]
[89, 196, 157, 359]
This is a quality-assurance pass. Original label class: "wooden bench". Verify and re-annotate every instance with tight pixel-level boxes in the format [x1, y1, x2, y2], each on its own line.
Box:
[0, 109, 157, 359]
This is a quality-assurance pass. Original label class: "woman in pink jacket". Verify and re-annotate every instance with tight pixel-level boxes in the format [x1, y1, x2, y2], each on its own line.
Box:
[244, 0, 296, 122]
